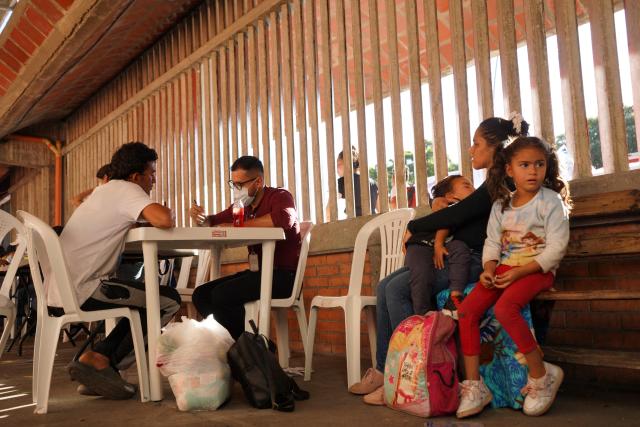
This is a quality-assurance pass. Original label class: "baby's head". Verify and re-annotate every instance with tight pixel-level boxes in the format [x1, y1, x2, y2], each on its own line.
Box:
[431, 175, 475, 205]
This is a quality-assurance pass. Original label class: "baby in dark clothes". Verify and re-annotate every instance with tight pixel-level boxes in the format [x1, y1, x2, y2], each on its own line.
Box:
[404, 175, 475, 318]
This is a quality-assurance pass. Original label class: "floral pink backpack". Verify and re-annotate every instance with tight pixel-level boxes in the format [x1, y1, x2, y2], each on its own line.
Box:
[383, 311, 459, 417]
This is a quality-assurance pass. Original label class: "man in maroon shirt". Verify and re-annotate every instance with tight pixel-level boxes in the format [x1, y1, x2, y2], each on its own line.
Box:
[190, 156, 301, 339]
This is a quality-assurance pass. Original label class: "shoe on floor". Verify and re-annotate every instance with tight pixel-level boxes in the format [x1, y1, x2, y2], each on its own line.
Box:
[522, 362, 564, 416]
[442, 293, 465, 320]
[77, 384, 100, 396]
[68, 361, 136, 400]
[456, 379, 492, 418]
[363, 386, 384, 406]
[348, 368, 384, 395]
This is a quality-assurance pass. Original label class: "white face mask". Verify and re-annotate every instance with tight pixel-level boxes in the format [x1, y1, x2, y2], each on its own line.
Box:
[233, 186, 255, 206]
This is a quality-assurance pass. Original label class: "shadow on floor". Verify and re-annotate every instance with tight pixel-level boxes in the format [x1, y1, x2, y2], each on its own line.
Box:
[1, 342, 639, 427]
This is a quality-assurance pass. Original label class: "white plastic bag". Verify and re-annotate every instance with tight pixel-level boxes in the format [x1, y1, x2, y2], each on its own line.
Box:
[157, 315, 234, 411]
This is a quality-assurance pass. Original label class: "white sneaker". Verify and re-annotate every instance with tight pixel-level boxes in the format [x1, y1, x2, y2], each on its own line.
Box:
[456, 379, 493, 418]
[522, 362, 564, 416]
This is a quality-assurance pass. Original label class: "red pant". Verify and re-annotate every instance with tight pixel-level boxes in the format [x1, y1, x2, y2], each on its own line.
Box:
[458, 264, 554, 356]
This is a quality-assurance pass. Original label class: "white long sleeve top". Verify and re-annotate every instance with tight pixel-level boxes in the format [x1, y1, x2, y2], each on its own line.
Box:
[482, 186, 570, 274]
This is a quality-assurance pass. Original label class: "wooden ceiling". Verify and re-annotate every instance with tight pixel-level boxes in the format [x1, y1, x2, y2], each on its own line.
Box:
[0, 0, 202, 138]
[0, 0, 597, 140]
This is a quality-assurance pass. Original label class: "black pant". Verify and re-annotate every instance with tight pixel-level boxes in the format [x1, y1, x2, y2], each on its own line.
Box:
[404, 240, 474, 315]
[192, 269, 295, 339]
[80, 278, 181, 367]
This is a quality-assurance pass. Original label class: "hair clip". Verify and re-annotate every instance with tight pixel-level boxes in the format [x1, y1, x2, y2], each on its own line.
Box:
[508, 111, 523, 135]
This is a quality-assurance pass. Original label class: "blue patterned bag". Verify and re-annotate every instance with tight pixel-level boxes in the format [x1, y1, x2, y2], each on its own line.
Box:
[437, 283, 534, 409]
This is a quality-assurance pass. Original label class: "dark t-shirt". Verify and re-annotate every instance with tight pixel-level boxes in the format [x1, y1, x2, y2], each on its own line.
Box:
[406, 183, 493, 251]
[337, 174, 379, 216]
[207, 187, 301, 271]
[405, 200, 458, 247]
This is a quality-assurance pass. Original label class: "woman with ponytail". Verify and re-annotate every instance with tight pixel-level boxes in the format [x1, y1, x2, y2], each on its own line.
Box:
[351, 114, 529, 405]
[407, 114, 529, 246]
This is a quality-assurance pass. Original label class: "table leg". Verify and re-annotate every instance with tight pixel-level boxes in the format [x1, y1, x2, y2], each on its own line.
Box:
[142, 241, 163, 401]
[258, 241, 276, 338]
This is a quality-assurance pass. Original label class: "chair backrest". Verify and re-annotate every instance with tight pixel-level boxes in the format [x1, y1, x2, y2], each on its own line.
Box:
[347, 208, 415, 297]
[17, 210, 81, 316]
[194, 251, 211, 287]
[281, 220, 314, 304]
[0, 211, 28, 299]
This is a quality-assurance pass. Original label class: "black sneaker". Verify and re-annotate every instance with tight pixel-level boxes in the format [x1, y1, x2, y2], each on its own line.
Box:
[442, 293, 465, 320]
[68, 361, 136, 400]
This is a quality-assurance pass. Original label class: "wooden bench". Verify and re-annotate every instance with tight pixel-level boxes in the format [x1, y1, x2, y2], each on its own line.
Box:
[531, 189, 640, 372]
[542, 346, 640, 371]
[536, 289, 640, 371]
[536, 290, 640, 301]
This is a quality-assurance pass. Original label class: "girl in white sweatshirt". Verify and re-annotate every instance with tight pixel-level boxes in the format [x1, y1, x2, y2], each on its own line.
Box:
[456, 136, 572, 419]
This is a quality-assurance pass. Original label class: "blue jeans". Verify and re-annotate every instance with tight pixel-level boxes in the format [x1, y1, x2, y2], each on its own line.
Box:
[374, 250, 482, 371]
[375, 267, 414, 371]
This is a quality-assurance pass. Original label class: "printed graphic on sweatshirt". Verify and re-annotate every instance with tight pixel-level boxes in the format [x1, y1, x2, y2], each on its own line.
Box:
[499, 209, 547, 266]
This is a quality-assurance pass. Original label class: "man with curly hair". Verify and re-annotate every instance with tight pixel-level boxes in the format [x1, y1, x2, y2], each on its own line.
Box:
[49, 142, 180, 400]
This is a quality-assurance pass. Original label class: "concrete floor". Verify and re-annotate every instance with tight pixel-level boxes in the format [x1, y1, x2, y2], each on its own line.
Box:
[1, 342, 639, 427]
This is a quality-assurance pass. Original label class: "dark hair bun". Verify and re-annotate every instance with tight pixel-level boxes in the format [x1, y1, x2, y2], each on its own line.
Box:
[477, 115, 529, 147]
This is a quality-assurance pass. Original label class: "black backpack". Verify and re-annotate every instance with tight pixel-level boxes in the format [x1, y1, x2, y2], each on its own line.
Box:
[227, 320, 309, 412]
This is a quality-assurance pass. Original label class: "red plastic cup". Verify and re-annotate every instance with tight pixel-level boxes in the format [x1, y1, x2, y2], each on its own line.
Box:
[232, 206, 244, 227]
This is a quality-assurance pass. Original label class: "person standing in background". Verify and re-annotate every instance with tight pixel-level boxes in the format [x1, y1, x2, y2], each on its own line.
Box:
[327, 146, 379, 221]
[70, 163, 112, 208]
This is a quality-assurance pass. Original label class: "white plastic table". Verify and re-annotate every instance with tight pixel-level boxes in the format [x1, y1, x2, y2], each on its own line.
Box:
[125, 226, 284, 401]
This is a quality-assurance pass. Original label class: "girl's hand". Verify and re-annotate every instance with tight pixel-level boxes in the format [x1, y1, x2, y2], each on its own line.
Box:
[433, 244, 448, 269]
[494, 267, 523, 288]
[479, 271, 495, 288]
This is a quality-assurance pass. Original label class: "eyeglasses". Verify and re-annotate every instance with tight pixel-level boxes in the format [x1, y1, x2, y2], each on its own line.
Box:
[227, 176, 258, 191]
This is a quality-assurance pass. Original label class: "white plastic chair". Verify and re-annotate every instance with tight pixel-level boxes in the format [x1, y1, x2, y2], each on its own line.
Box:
[0, 211, 27, 359]
[304, 209, 415, 388]
[160, 255, 195, 290]
[175, 256, 194, 289]
[17, 211, 150, 414]
[244, 221, 314, 368]
[176, 251, 210, 318]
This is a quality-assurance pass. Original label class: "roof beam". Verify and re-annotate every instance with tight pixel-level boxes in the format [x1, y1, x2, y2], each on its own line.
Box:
[0, 139, 53, 167]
